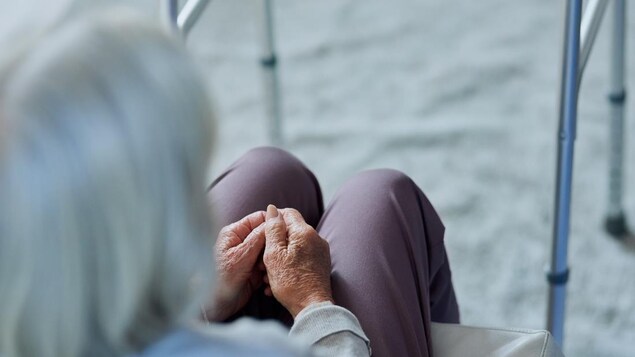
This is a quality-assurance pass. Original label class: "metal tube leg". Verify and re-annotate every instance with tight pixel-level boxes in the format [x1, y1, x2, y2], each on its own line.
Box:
[178, 0, 212, 38]
[547, 0, 583, 347]
[605, 0, 629, 238]
[161, 0, 179, 34]
[578, 0, 609, 82]
[260, 0, 283, 147]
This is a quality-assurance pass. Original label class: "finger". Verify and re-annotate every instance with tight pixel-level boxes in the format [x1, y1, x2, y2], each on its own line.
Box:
[236, 223, 266, 264]
[244, 210, 267, 230]
[279, 208, 317, 247]
[235, 211, 265, 238]
[279, 208, 309, 230]
[217, 211, 266, 251]
[265, 205, 287, 249]
[242, 223, 265, 250]
[233, 211, 267, 241]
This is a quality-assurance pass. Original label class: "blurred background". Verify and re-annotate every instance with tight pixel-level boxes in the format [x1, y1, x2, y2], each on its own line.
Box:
[3, 0, 635, 355]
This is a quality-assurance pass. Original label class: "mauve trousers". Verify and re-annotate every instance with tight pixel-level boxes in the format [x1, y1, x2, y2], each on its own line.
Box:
[208, 147, 460, 357]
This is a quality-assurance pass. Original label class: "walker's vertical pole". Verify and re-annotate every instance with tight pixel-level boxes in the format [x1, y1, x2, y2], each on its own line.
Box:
[161, 0, 179, 34]
[548, 0, 583, 347]
[160, 0, 212, 38]
[578, 0, 609, 82]
[260, 0, 283, 146]
[178, 0, 212, 38]
[604, 0, 629, 238]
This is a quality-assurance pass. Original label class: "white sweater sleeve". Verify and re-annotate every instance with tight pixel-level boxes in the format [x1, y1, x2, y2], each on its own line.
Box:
[289, 302, 371, 357]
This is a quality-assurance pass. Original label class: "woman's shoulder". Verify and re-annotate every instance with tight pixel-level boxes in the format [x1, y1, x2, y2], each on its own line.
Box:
[135, 318, 309, 357]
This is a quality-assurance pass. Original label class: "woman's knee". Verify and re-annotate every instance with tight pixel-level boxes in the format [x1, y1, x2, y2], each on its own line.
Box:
[209, 146, 323, 226]
[235, 146, 312, 183]
[340, 168, 418, 199]
[329, 168, 424, 226]
[242, 146, 302, 169]
[333, 168, 443, 243]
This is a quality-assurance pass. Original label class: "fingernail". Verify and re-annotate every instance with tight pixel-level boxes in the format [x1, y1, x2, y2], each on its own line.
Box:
[266, 204, 278, 219]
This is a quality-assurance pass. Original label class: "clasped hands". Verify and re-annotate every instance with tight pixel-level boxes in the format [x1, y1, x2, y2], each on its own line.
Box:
[208, 205, 333, 321]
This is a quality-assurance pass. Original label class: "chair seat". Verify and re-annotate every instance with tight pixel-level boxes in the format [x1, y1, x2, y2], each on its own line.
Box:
[430, 322, 565, 357]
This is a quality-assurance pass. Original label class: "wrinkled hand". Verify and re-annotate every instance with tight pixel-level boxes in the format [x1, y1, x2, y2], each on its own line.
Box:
[208, 211, 266, 321]
[263, 205, 334, 318]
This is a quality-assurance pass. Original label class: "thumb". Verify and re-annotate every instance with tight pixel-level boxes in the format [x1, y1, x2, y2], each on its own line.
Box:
[265, 204, 287, 249]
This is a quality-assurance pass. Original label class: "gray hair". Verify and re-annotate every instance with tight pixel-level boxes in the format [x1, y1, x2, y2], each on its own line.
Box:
[0, 7, 216, 357]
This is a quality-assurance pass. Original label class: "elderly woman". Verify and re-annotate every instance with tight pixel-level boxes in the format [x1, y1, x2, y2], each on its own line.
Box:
[0, 7, 458, 357]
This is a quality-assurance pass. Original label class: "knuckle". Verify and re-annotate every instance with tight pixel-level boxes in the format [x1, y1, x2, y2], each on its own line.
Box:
[298, 226, 311, 238]
[299, 225, 315, 237]
[220, 224, 236, 236]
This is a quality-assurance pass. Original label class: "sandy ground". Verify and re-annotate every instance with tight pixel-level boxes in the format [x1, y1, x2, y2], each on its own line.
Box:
[4, 0, 635, 356]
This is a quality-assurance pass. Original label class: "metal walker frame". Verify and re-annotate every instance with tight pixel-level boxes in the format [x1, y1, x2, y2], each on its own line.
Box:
[163, 0, 629, 349]
[548, 0, 628, 346]
[162, 0, 283, 146]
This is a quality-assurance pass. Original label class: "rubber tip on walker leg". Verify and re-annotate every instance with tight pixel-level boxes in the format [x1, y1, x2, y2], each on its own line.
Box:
[604, 212, 629, 239]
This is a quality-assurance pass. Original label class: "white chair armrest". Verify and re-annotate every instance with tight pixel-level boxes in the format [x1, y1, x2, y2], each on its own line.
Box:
[430, 322, 565, 357]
